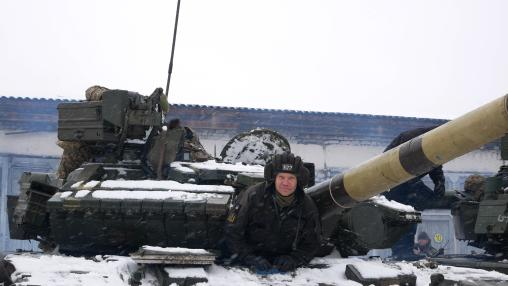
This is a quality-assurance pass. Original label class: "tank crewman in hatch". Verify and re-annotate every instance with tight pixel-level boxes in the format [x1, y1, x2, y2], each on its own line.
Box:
[413, 232, 441, 257]
[461, 174, 486, 202]
[223, 152, 321, 272]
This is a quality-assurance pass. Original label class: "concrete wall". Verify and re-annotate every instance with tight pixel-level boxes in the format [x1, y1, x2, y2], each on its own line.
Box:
[0, 154, 59, 253]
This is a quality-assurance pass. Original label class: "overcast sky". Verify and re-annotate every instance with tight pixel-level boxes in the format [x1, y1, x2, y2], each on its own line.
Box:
[1, 0, 508, 119]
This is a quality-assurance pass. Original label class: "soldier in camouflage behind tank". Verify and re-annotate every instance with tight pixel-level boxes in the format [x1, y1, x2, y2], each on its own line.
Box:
[223, 152, 321, 272]
[56, 86, 110, 179]
[463, 174, 486, 202]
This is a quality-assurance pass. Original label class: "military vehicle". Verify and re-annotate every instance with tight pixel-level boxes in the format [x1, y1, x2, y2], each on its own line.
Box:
[452, 135, 508, 258]
[305, 93, 508, 257]
[6, 86, 422, 257]
[6, 91, 508, 259]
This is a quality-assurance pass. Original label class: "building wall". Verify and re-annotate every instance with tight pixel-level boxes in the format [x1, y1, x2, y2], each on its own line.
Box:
[0, 154, 59, 253]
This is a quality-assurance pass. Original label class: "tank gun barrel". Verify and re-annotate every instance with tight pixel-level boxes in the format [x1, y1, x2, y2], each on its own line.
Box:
[308, 95, 508, 235]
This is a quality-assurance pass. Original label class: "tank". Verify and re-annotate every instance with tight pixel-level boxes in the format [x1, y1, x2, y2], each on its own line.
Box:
[8, 89, 508, 257]
[452, 134, 508, 258]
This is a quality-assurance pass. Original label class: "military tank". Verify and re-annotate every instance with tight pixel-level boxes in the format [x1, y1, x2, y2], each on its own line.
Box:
[305, 93, 508, 256]
[8, 90, 508, 258]
[452, 134, 508, 258]
[6, 87, 420, 257]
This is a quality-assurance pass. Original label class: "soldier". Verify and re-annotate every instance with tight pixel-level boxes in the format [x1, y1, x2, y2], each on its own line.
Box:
[56, 140, 93, 179]
[413, 232, 441, 257]
[224, 152, 321, 272]
[166, 118, 212, 161]
[383, 125, 446, 209]
[463, 174, 485, 202]
[56, 86, 111, 179]
[383, 125, 446, 258]
[147, 119, 213, 179]
[85, 85, 110, 101]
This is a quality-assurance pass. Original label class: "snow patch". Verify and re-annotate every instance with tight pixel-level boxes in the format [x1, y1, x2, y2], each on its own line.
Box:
[351, 261, 406, 278]
[6, 253, 508, 286]
[126, 139, 145, 144]
[170, 162, 196, 174]
[370, 195, 416, 212]
[8, 254, 138, 286]
[165, 267, 207, 278]
[75, 190, 91, 198]
[91, 190, 223, 201]
[71, 181, 84, 189]
[174, 160, 264, 173]
[222, 132, 288, 165]
[83, 180, 100, 189]
[141, 246, 211, 255]
[100, 180, 234, 193]
[60, 191, 73, 199]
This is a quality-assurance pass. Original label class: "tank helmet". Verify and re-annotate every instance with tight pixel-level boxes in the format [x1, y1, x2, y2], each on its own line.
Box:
[417, 232, 431, 241]
[264, 151, 310, 187]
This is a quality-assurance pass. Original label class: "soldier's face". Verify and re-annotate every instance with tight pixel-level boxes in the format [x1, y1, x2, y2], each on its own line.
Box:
[418, 239, 429, 247]
[275, 173, 298, 196]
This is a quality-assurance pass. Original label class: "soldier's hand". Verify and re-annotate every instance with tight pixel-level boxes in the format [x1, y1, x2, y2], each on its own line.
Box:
[273, 255, 298, 272]
[434, 181, 445, 197]
[243, 255, 272, 271]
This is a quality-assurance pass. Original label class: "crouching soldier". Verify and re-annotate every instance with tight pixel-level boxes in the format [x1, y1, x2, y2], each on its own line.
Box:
[224, 152, 321, 272]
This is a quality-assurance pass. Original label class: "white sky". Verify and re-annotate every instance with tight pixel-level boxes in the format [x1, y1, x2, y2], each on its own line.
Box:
[1, 0, 508, 119]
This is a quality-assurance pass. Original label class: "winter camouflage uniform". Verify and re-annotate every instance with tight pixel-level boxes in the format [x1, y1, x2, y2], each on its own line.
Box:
[224, 152, 320, 271]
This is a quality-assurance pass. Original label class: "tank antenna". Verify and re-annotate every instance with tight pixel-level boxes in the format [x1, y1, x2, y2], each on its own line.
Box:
[165, 0, 182, 97]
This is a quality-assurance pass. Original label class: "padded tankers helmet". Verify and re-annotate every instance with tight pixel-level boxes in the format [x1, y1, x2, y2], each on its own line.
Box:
[264, 151, 310, 187]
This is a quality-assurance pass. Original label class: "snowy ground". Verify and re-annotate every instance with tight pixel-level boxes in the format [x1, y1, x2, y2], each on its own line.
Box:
[6, 252, 508, 286]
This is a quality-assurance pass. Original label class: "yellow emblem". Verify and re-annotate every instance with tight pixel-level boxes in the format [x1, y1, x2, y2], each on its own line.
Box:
[434, 233, 443, 243]
[227, 213, 237, 223]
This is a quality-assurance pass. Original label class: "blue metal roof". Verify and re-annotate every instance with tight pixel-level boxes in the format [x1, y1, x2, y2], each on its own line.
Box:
[0, 96, 449, 146]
